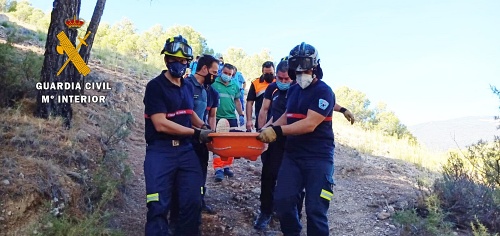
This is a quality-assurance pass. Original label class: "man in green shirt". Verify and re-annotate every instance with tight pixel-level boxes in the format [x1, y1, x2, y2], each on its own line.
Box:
[210, 63, 245, 182]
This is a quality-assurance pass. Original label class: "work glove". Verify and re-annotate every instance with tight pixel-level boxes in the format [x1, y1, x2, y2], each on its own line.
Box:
[343, 109, 355, 125]
[193, 128, 214, 143]
[256, 126, 283, 143]
[239, 115, 245, 126]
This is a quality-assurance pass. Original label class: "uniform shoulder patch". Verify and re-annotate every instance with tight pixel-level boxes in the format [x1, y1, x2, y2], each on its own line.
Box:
[318, 99, 329, 110]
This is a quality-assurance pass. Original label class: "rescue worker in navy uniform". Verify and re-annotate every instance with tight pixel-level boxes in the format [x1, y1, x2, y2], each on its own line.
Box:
[255, 57, 355, 230]
[143, 35, 213, 236]
[257, 42, 337, 236]
[169, 54, 220, 226]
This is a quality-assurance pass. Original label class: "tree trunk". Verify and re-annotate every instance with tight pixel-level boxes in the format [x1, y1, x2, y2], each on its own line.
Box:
[74, 0, 106, 95]
[35, 0, 81, 128]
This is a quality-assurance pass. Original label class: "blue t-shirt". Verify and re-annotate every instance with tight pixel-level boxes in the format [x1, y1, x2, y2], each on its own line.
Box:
[143, 70, 195, 143]
[190, 61, 198, 74]
[232, 71, 245, 90]
[217, 62, 224, 76]
[264, 82, 287, 122]
[204, 86, 220, 122]
[284, 80, 335, 159]
[185, 75, 207, 120]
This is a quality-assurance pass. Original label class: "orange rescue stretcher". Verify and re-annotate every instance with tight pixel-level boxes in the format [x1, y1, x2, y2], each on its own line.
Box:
[206, 132, 266, 161]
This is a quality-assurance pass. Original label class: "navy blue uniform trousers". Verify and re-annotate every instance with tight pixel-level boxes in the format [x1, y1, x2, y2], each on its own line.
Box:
[260, 137, 305, 216]
[170, 140, 209, 223]
[144, 140, 202, 236]
[274, 155, 334, 236]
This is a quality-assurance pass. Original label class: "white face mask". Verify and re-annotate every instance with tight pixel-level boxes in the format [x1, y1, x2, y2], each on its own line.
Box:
[296, 73, 314, 89]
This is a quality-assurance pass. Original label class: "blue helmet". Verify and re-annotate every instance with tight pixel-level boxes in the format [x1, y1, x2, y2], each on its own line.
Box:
[288, 42, 320, 72]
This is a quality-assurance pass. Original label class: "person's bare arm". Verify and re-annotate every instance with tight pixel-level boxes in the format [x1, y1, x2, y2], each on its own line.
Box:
[334, 103, 355, 125]
[235, 99, 244, 116]
[208, 108, 217, 131]
[151, 113, 195, 135]
[272, 112, 288, 126]
[334, 103, 342, 112]
[246, 100, 254, 121]
[258, 98, 271, 128]
[246, 100, 255, 130]
[261, 116, 273, 129]
[190, 112, 205, 128]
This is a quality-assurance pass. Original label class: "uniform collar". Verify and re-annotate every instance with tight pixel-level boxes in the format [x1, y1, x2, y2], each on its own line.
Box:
[187, 74, 202, 87]
[161, 70, 185, 87]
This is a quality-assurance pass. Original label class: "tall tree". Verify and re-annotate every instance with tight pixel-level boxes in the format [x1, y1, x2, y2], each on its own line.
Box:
[35, 0, 106, 128]
[78, 0, 105, 64]
[334, 86, 373, 124]
[222, 47, 273, 84]
[73, 0, 106, 95]
[35, 0, 81, 127]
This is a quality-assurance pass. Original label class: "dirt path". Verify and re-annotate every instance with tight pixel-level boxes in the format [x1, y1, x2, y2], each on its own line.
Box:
[113, 115, 428, 236]
[100, 65, 430, 236]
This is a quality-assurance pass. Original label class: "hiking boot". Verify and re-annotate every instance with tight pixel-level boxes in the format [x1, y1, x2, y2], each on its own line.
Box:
[214, 169, 224, 182]
[254, 212, 272, 230]
[223, 167, 234, 177]
[202, 203, 216, 215]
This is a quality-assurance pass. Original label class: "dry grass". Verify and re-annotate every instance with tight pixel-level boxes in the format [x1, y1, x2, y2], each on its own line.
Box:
[0, 99, 97, 168]
[332, 114, 448, 172]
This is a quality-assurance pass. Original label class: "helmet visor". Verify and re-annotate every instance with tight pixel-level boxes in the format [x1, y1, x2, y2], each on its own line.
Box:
[161, 41, 193, 59]
[288, 57, 314, 71]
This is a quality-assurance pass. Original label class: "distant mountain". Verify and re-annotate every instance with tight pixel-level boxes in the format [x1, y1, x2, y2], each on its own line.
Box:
[408, 116, 499, 153]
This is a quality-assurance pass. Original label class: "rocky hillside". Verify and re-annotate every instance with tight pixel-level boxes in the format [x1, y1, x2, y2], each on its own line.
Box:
[82, 65, 439, 235]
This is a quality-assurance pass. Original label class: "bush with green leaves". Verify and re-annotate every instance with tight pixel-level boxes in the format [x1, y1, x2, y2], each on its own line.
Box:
[393, 193, 454, 235]
[435, 139, 500, 232]
[431, 86, 500, 234]
[0, 43, 42, 107]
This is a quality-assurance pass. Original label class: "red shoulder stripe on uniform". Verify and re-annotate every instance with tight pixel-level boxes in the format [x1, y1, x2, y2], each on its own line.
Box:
[144, 109, 194, 119]
[286, 113, 332, 122]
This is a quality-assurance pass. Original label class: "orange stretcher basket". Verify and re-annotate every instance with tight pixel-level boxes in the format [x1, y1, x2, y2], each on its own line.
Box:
[206, 132, 266, 161]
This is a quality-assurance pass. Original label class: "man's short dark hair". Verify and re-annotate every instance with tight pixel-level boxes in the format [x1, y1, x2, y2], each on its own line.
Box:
[276, 60, 288, 73]
[262, 61, 274, 69]
[223, 63, 235, 71]
[195, 54, 219, 73]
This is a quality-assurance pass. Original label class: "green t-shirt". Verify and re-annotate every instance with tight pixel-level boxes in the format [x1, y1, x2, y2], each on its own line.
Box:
[211, 77, 241, 119]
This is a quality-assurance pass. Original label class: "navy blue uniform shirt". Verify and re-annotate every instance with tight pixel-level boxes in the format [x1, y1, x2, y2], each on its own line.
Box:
[284, 80, 335, 159]
[185, 75, 207, 120]
[263, 82, 287, 122]
[204, 86, 220, 122]
[143, 70, 195, 143]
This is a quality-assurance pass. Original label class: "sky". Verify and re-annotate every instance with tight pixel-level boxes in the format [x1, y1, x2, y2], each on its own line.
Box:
[31, 0, 500, 126]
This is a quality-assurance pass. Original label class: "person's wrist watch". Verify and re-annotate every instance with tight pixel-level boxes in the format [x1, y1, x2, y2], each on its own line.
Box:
[339, 107, 347, 113]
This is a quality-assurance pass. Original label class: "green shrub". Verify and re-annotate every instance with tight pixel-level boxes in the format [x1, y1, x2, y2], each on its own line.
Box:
[393, 194, 453, 235]
[433, 138, 500, 232]
[37, 209, 124, 236]
[471, 219, 499, 236]
[0, 43, 43, 107]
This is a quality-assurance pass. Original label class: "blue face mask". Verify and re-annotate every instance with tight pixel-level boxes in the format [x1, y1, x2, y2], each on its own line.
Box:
[167, 61, 187, 78]
[221, 74, 232, 82]
[276, 80, 290, 90]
